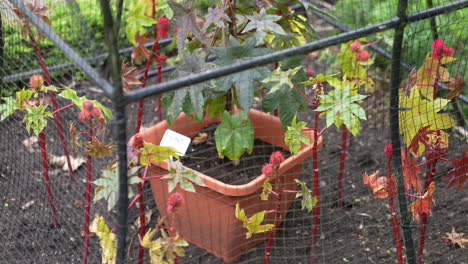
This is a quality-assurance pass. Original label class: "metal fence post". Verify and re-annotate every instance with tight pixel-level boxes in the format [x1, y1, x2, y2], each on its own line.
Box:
[389, 0, 417, 263]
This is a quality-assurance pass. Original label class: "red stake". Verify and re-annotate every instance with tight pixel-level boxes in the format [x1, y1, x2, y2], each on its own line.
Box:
[310, 110, 320, 264]
[82, 126, 93, 264]
[337, 126, 348, 208]
[39, 132, 60, 228]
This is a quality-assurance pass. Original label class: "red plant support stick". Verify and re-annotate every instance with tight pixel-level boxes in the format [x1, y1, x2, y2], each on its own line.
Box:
[337, 126, 348, 208]
[82, 127, 93, 264]
[310, 110, 320, 264]
[263, 174, 283, 264]
[387, 156, 403, 264]
[28, 32, 76, 181]
[38, 132, 60, 228]
[418, 161, 437, 264]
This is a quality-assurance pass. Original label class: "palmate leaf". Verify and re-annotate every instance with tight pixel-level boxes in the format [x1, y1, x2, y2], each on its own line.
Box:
[262, 66, 309, 128]
[202, 5, 230, 31]
[260, 178, 273, 201]
[294, 180, 317, 213]
[83, 137, 114, 158]
[315, 84, 367, 136]
[90, 214, 117, 264]
[285, 116, 310, 155]
[399, 89, 455, 156]
[142, 227, 189, 264]
[235, 203, 275, 239]
[214, 111, 254, 160]
[139, 142, 180, 166]
[125, 0, 157, 44]
[0, 96, 19, 120]
[164, 52, 216, 124]
[162, 159, 206, 193]
[211, 36, 270, 110]
[408, 182, 436, 222]
[242, 9, 286, 43]
[23, 105, 53, 136]
[93, 166, 141, 211]
[168, 0, 205, 54]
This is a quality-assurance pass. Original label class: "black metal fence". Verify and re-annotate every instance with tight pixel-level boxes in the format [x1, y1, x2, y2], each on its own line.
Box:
[1, 0, 466, 263]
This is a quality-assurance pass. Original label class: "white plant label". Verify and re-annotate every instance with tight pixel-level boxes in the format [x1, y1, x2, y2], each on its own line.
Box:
[160, 129, 191, 156]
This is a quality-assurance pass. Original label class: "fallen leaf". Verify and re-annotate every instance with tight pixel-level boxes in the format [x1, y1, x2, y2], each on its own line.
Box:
[22, 136, 38, 153]
[48, 153, 85, 172]
[444, 227, 468, 248]
[134, 209, 153, 229]
[192, 132, 208, 145]
[21, 200, 35, 210]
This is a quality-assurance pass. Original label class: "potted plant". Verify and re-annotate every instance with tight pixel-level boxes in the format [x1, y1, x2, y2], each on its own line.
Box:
[125, 0, 329, 262]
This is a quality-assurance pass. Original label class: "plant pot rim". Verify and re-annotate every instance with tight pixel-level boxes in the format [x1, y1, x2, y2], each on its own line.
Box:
[131, 109, 322, 197]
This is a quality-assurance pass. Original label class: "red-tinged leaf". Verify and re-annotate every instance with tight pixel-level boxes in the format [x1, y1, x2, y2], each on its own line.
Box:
[443, 149, 468, 191]
[83, 137, 114, 158]
[168, 0, 206, 54]
[401, 149, 423, 194]
[446, 74, 464, 100]
[408, 182, 436, 222]
[131, 32, 151, 64]
[202, 5, 230, 31]
[13, 1, 51, 39]
[153, 54, 168, 64]
[363, 171, 395, 199]
[121, 62, 142, 92]
[408, 125, 433, 156]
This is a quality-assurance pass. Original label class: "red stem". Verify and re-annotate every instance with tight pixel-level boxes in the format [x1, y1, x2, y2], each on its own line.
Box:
[264, 169, 283, 264]
[432, 59, 441, 100]
[82, 126, 93, 264]
[387, 158, 403, 264]
[136, 180, 146, 264]
[310, 110, 320, 264]
[337, 126, 348, 208]
[51, 103, 75, 115]
[418, 160, 437, 264]
[291, 80, 315, 105]
[28, 31, 76, 181]
[38, 132, 60, 228]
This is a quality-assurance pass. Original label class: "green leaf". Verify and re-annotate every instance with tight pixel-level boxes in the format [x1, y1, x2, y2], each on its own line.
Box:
[294, 179, 318, 213]
[59, 88, 113, 119]
[162, 159, 206, 193]
[242, 9, 286, 43]
[261, 66, 301, 94]
[139, 142, 179, 166]
[211, 36, 270, 110]
[142, 227, 188, 264]
[125, 0, 157, 44]
[214, 111, 254, 160]
[23, 105, 53, 136]
[168, 0, 206, 54]
[235, 203, 275, 239]
[165, 52, 215, 124]
[93, 165, 142, 211]
[316, 84, 368, 136]
[285, 116, 310, 155]
[0, 96, 19, 120]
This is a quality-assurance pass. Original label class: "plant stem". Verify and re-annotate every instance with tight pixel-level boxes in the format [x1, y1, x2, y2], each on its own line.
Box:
[337, 126, 348, 208]
[28, 31, 75, 181]
[82, 126, 93, 264]
[51, 103, 75, 115]
[264, 169, 283, 264]
[310, 109, 320, 264]
[387, 158, 403, 264]
[417, 160, 437, 264]
[38, 132, 60, 228]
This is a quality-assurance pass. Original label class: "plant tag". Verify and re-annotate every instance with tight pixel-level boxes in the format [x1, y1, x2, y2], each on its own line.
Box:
[160, 129, 191, 156]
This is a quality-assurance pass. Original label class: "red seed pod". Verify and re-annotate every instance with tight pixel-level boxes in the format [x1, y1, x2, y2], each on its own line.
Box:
[82, 101, 94, 112]
[356, 50, 370, 62]
[90, 107, 102, 118]
[79, 110, 92, 122]
[269, 151, 285, 166]
[133, 133, 144, 149]
[350, 41, 361, 52]
[384, 144, 393, 159]
[441, 47, 454, 57]
[262, 163, 274, 176]
[158, 15, 170, 39]
[431, 39, 445, 50]
[29, 75, 44, 90]
[166, 192, 185, 214]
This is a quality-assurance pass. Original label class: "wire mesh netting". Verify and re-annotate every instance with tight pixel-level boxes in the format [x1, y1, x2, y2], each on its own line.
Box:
[0, 0, 467, 263]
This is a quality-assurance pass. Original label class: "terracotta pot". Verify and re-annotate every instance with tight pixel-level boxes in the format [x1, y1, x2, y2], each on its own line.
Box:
[131, 109, 322, 263]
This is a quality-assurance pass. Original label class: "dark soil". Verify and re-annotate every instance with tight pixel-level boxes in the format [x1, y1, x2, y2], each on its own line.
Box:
[181, 124, 290, 185]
